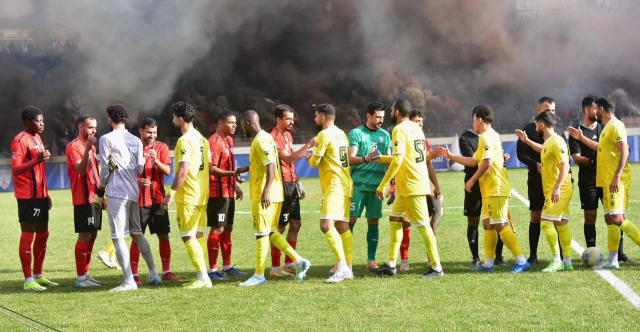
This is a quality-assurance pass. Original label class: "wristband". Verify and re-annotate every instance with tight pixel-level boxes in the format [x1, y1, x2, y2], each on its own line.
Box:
[167, 189, 176, 198]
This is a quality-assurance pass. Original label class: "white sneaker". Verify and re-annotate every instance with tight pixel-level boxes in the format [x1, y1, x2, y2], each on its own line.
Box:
[76, 279, 101, 288]
[109, 282, 137, 292]
[85, 274, 101, 284]
[97, 251, 114, 268]
[147, 275, 162, 285]
[239, 275, 266, 287]
[400, 260, 410, 271]
[110, 256, 121, 270]
[326, 270, 353, 284]
[329, 263, 338, 274]
[593, 261, 620, 270]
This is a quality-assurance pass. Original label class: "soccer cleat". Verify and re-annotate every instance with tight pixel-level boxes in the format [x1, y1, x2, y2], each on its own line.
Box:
[85, 275, 101, 284]
[239, 275, 267, 287]
[98, 251, 115, 268]
[329, 263, 338, 274]
[541, 261, 564, 273]
[367, 261, 379, 271]
[133, 275, 142, 285]
[295, 258, 311, 282]
[24, 281, 47, 291]
[35, 277, 58, 287]
[619, 255, 636, 264]
[563, 264, 574, 271]
[147, 275, 162, 285]
[527, 256, 538, 265]
[400, 260, 410, 272]
[109, 282, 137, 292]
[270, 268, 293, 277]
[282, 265, 296, 274]
[208, 271, 229, 281]
[422, 268, 445, 278]
[470, 258, 481, 269]
[76, 279, 101, 288]
[472, 265, 494, 273]
[223, 266, 248, 276]
[593, 261, 620, 270]
[161, 272, 181, 281]
[110, 257, 122, 270]
[326, 270, 353, 283]
[373, 263, 397, 276]
[510, 261, 531, 274]
[494, 257, 507, 266]
[183, 279, 212, 289]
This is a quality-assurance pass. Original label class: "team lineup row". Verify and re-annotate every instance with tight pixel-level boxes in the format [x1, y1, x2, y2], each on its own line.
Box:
[9, 95, 639, 290]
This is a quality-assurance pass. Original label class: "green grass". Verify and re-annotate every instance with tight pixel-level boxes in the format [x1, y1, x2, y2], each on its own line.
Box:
[1, 166, 640, 331]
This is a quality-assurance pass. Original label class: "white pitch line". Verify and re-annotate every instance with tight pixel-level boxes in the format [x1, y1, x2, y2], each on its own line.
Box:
[510, 188, 640, 310]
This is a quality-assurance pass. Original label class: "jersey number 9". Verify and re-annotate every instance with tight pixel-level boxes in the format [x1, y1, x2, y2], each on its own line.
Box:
[339, 146, 349, 168]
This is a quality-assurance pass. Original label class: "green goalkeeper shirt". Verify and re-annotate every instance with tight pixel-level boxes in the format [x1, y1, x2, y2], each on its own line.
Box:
[348, 125, 392, 192]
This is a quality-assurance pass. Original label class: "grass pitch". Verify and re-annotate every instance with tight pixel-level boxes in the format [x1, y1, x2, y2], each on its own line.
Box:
[1, 166, 639, 331]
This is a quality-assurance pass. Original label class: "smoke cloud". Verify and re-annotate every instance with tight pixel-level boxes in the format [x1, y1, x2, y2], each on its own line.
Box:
[1, 0, 640, 154]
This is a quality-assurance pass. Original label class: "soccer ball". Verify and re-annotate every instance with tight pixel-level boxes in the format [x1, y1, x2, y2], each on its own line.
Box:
[581, 247, 604, 266]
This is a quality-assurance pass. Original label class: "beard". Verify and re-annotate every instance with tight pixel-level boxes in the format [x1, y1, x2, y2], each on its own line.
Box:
[391, 114, 397, 125]
[589, 114, 597, 122]
[536, 129, 543, 138]
[315, 123, 323, 132]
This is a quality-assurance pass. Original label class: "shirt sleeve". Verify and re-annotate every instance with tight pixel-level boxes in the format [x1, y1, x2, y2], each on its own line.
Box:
[176, 137, 191, 163]
[210, 140, 222, 166]
[258, 138, 276, 166]
[272, 132, 286, 154]
[348, 129, 360, 150]
[473, 135, 485, 163]
[313, 131, 328, 157]
[10, 138, 26, 167]
[392, 128, 406, 155]
[98, 136, 111, 188]
[568, 128, 581, 155]
[613, 122, 627, 143]
[136, 139, 145, 175]
[555, 139, 569, 164]
[160, 143, 171, 165]
[68, 143, 83, 166]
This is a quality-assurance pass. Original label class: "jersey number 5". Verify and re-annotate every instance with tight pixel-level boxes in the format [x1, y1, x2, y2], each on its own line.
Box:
[339, 146, 348, 167]
[414, 139, 426, 163]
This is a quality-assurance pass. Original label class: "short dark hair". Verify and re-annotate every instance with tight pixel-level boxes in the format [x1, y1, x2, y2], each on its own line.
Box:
[106, 104, 129, 124]
[596, 96, 616, 113]
[392, 99, 412, 117]
[139, 117, 157, 129]
[274, 104, 294, 120]
[538, 96, 555, 105]
[472, 105, 494, 124]
[366, 102, 385, 115]
[581, 95, 598, 110]
[172, 101, 196, 123]
[535, 110, 556, 127]
[217, 110, 235, 123]
[315, 103, 336, 117]
[409, 109, 424, 120]
[77, 114, 95, 126]
[22, 106, 42, 123]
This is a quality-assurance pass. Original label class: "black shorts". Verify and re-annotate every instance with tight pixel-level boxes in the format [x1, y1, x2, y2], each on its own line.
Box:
[527, 173, 545, 211]
[279, 181, 301, 226]
[426, 195, 435, 218]
[74, 204, 103, 233]
[140, 204, 171, 234]
[207, 197, 235, 228]
[463, 180, 482, 217]
[17, 198, 49, 223]
[579, 183, 603, 210]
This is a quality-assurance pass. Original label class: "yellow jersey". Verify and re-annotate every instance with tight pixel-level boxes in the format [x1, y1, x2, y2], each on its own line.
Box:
[597, 117, 631, 188]
[540, 134, 572, 197]
[387, 120, 431, 197]
[249, 130, 284, 203]
[309, 125, 353, 197]
[473, 128, 510, 198]
[174, 128, 210, 206]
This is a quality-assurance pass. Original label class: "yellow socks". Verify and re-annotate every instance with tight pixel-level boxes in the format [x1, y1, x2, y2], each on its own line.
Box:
[256, 236, 269, 275]
[340, 230, 355, 266]
[541, 222, 560, 259]
[484, 229, 498, 260]
[499, 226, 523, 258]
[556, 224, 572, 261]
[198, 236, 208, 261]
[388, 222, 403, 265]
[104, 242, 116, 258]
[270, 232, 301, 262]
[417, 225, 441, 269]
[325, 228, 346, 264]
[620, 220, 640, 246]
[607, 224, 621, 252]
[184, 238, 207, 273]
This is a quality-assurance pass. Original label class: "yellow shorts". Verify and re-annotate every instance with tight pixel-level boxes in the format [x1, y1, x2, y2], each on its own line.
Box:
[252, 201, 282, 236]
[603, 187, 629, 215]
[541, 187, 572, 222]
[481, 196, 509, 224]
[320, 194, 350, 222]
[390, 195, 429, 227]
[176, 203, 206, 237]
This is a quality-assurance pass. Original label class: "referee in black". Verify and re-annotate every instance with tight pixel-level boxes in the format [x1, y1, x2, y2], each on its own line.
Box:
[460, 106, 505, 269]
[567, 95, 633, 262]
[516, 97, 566, 264]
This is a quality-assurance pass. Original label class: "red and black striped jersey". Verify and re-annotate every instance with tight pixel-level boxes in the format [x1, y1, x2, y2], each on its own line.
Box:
[271, 128, 297, 183]
[11, 131, 48, 199]
[208, 133, 235, 198]
[67, 138, 99, 206]
[138, 141, 171, 207]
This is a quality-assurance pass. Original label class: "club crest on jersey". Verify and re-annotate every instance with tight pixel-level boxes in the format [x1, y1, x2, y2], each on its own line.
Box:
[616, 136, 621, 141]
[264, 151, 269, 156]
[181, 149, 186, 155]
[379, 136, 384, 143]
[12, 152, 16, 159]
[394, 141, 399, 147]
[484, 144, 489, 151]
[0, 168, 11, 190]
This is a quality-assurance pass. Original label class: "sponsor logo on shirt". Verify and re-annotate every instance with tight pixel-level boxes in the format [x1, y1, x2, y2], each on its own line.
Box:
[181, 149, 186, 155]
